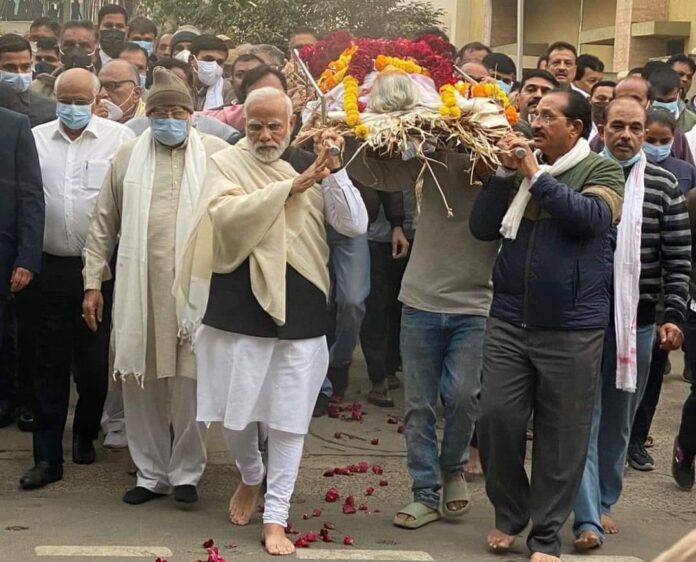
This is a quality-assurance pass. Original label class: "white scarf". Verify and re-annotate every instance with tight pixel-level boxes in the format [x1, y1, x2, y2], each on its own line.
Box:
[613, 151, 646, 392]
[204, 78, 224, 110]
[500, 138, 592, 239]
[112, 127, 208, 385]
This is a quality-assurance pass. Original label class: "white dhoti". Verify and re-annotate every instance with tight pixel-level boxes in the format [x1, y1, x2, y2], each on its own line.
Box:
[122, 376, 207, 493]
[195, 326, 329, 525]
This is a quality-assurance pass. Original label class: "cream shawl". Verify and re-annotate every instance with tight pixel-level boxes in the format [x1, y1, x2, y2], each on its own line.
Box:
[113, 128, 208, 385]
[174, 138, 330, 326]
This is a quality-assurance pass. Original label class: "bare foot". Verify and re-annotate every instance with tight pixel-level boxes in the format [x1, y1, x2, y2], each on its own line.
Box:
[487, 528, 515, 552]
[464, 446, 483, 477]
[601, 513, 619, 534]
[530, 553, 561, 562]
[574, 529, 601, 551]
[263, 523, 295, 555]
[228, 482, 262, 525]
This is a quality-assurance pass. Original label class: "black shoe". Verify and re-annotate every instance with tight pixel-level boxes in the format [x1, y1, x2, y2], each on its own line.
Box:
[17, 405, 35, 432]
[174, 484, 198, 503]
[312, 393, 329, 418]
[628, 441, 655, 471]
[0, 400, 17, 428]
[327, 365, 349, 399]
[672, 437, 695, 490]
[19, 462, 63, 490]
[123, 486, 165, 505]
[72, 434, 95, 465]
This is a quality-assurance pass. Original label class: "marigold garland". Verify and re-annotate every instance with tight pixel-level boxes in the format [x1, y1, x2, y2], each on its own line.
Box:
[374, 54, 428, 76]
[343, 76, 361, 127]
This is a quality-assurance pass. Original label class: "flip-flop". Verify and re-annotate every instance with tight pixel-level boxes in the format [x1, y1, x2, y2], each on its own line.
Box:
[393, 501, 441, 529]
[442, 473, 471, 517]
[367, 390, 394, 408]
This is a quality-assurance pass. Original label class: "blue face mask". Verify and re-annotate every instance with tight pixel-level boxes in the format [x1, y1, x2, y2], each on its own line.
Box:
[643, 141, 672, 162]
[497, 79, 512, 95]
[652, 100, 679, 117]
[0, 71, 32, 93]
[56, 102, 92, 130]
[151, 118, 188, 146]
[132, 40, 153, 57]
[602, 146, 642, 168]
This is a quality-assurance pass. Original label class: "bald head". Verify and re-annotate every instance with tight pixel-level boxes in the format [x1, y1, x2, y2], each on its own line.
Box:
[605, 95, 646, 122]
[55, 67, 100, 100]
[614, 76, 651, 108]
[99, 59, 140, 85]
[460, 60, 489, 82]
[96, 59, 142, 122]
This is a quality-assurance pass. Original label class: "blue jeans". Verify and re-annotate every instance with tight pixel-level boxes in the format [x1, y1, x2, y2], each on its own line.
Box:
[400, 306, 485, 509]
[321, 227, 370, 396]
[573, 322, 655, 541]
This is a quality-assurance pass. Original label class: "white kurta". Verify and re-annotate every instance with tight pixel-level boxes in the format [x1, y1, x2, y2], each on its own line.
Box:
[195, 326, 329, 434]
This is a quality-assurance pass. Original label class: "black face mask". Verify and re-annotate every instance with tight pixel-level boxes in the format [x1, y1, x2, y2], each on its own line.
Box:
[61, 46, 93, 70]
[99, 28, 126, 58]
[591, 101, 609, 125]
[34, 60, 57, 76]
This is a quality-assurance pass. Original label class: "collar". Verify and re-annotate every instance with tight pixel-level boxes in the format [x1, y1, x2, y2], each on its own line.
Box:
[99, 49, 111, 66]
[570, 83, 590, 98]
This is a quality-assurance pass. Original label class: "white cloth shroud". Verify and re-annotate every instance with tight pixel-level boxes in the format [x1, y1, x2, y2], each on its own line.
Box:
[613, 151, 646, 392]
[113, 128, 210, 385]
[204, 78, 224, 110]
[500, 138, 592, 239]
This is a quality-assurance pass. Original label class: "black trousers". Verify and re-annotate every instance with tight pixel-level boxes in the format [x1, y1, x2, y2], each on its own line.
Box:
[679, 308, 696, 457]
[359, 240, 409, 386]
[32, 254, 112, 466]
[478, 318, 604, 557]
[0, 297, 14, 404]
[630, 339, 668, 445]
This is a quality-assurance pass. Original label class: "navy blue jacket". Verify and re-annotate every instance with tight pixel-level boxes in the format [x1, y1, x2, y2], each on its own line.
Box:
[0, 107, 44, 295]
[650, 155, 696, 195]
[470, 154, 624, 330]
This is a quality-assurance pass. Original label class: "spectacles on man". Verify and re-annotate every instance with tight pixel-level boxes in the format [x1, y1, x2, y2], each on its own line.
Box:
[100, 79, 136, 92]
[530, 112, 572, 125]
[149, 108, 189, 119]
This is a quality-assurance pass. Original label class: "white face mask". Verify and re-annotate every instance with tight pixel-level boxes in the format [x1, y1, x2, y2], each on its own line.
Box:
[100, 98, 124, 121]
[174, 49, 191, 63]
[195, 57, 223, 87]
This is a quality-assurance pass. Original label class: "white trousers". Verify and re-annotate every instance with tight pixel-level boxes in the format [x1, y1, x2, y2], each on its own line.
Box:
[101, 380, 125, 434]
[122, 376, 207, 493]
[224, 424, 304, 526]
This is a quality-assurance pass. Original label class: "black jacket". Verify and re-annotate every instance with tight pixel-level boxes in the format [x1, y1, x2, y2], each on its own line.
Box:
[0, 107, 45, 294]
[0, 83, 56, 127]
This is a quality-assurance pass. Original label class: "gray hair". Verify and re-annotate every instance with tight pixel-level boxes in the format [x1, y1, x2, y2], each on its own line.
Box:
[367, 70, 420, 113]
[244, 86, 293, 119]
[55, 69, 101, 97]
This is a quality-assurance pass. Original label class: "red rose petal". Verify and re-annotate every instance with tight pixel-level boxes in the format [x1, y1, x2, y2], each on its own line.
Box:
[323, 521, 335, 530]
[305, 531, 318, 543]
[294, 537, 310, 548]
[334, 431, 342, 438]
[371, 465, 383, 475]
[323, 469, 335, 477]
[303, 513, 310, 520]
[343, 535, 355, 545]
[387, 415, 398, 424]
[365, 486, 375, 496]
[342, 504, 357, 514]
[351, 410, 363, 421]
[312, 508, 322, 517]
[322, 533, 333, 543]
[359, 503, 368, 511]
[202, 538, 214, 549]
[397, 424, 405, 434]
[370, 438, 379, 445]
[345, 495, 355, 507]
[357, 462, 369, 473]
[328, 404, 341, 418]
[379, 479, 389, 487]
[324, 487, 340, 502]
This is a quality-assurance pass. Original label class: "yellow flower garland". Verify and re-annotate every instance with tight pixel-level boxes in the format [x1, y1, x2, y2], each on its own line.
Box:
[440, 80, 518, 125]
[343, 75, 361, 127]
[318, 46, 358, 92]
[375, 54, 428, 76]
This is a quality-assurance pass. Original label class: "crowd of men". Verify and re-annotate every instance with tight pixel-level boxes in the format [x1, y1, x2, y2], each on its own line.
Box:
[1, 7, 696, 560]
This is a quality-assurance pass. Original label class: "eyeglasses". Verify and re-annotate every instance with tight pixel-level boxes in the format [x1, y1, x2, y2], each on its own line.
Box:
[100, 79, 136, 92]
[530, 112, 572, 125]
[247, 121, 284, 133]
[149, 108, 189, 119]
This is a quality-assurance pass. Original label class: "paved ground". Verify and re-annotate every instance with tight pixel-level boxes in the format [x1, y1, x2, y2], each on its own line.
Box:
[1, 351, 695, 561]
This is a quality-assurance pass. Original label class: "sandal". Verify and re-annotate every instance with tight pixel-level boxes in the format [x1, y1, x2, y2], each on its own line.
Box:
[367, 389, 394, 408]
[393, 501, 441, 529]
[442, 473, 471, 517]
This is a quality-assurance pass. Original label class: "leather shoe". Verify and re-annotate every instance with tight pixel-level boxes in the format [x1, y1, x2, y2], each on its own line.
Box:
[72, 434, 96, 465]
[174, 484, 198, 503]
[20, 462, 63, 490]
[17, 405, 35, 432]
[0, 400, 17, 428]
[123, 486, 165, 505]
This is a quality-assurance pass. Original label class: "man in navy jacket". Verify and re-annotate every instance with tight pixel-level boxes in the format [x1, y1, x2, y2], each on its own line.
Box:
[0, 107, 44, 427]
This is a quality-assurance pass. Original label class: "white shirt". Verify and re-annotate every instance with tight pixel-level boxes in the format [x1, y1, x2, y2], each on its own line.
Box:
[99, 49, 112, 67]
[32, 116, 135, 256]
[321, 168, 369, 237]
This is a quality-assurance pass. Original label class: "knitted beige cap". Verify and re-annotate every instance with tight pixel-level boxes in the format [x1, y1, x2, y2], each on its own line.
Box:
[145, 67, 194, 115]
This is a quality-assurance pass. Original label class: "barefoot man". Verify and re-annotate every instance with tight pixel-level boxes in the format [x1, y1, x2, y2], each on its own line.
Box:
[175, 87, 368, 555]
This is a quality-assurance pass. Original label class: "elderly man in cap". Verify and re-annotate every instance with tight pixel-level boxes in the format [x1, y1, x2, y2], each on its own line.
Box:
[82, 67, 228, 505]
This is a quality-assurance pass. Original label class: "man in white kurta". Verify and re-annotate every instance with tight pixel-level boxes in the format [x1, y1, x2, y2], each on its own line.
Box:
[82, 68, 228, 505]
[175, 87, 368, 555]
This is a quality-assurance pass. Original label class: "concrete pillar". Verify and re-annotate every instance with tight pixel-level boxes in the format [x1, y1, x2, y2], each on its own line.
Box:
[612, 0, 670, 72]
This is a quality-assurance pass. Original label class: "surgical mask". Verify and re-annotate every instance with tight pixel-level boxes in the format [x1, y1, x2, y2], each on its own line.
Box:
[643, 141, 672, 162]
[174, 49, 191, 63]
[652, 100, 679, 118]
[56, 102, 92, 130]
[139, 74, 147, 90]
[195, 58, 222, 86]
[602, 146, 642, 168]
[151, 118, 188, 146]
[29, 40, 37, 54]
[34, 60, 57, 76]
[0, 71, 32, 93]
[99, 98, 124, 121]
[61, 46, 94, 70]
[497, 79, 512, 95]
[132, 40, 153, 57]
[99, 29, 126, 58]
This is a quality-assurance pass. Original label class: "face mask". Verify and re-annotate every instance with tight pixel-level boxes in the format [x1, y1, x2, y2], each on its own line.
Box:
[29, 40, 37, 54]
[34, 60, 57, 76]
[56, 102, 92, 130]
[61, 46, 93, 70]
[139, 74, 147, 90]
[602, 146, 642, 168]
[174, 49, 191, 63]
[151, 118, 188, 146]
[195, 58, 223, 86]
[99, 98, 124, 121]
[132, 40, 153, 57]
[643, 141, 672, 162]
[99, 28, 126, 59]
[591, 101, 608, 125]
[0, 71, 32, 93]
[497, 79, 512, 95]
[652, 100, 679, 117]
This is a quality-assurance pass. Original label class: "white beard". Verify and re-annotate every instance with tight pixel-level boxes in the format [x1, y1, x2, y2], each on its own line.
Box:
[250, 135, 291, 163]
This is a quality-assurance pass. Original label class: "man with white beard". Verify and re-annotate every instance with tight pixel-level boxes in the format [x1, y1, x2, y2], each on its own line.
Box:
[175, 87, 368, 555]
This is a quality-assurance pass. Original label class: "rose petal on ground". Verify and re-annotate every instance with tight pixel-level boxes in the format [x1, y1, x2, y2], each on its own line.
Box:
[325, 488, 340, 502]
[312, 508, 322, 517]
[343, 535, 355, 545]
[379, 479, 389, 486]
[342, 504, 357, 514]
[397, 424, 404, 434]
[305, 531, 318, 543]
[387, 415, 398, 424]
[345, 495, 355, 507]
[323, 469, 335, 477]
[202, 539, 214, 549]
[370, 438, 379, 445]
[322, 533, 333, 543]
[294, 537, 310, 548]
[323, 521, 335, 530]
[371, 465, 383, 475]
[303, 513, 310, 520]
[328, 404, 341, 418]
[359, 503, 368, 511]
[334, 431, 342, 438]
[365, 486, 375, 496]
